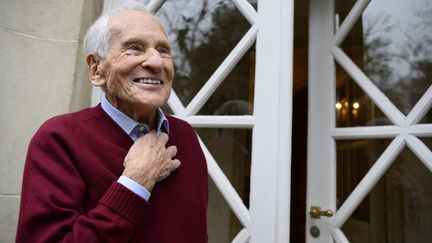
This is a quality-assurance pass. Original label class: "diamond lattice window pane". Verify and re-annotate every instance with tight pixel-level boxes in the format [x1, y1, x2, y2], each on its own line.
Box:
[336, 139, 392, 210]
[335, 63, 392, 127]
[198, 43, 255, 115]
[339, 147, 432, 243]
[338, 0, 432, 115]
[208, 178, 244, 242]
[196, 128, 251, 206]
[419, 108, 432, 124]
[155, 0, 252, 107]
[419, 137, 432, 151]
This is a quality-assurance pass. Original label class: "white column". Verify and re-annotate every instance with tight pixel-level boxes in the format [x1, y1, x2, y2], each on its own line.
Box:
[249, 0, 294, 242]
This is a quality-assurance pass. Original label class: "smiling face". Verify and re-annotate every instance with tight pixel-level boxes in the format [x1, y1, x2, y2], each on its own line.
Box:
[88, 11, 174, 122]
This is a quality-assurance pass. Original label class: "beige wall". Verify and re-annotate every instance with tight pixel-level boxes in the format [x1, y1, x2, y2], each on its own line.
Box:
[0, 1, 102, 241]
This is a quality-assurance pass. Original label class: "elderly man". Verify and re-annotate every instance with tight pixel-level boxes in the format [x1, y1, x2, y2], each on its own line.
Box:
[16, 2, 208, 243]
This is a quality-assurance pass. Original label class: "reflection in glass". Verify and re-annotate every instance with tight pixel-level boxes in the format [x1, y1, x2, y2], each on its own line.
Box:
[336, 139, 391, 214]
[196, 128, 251, 242]
[207, 179, 243, 243]
[336, 0, 432, 120]
[337, 142, 432, 243]
[198, 44, 255, 115]
[336, 63, 391, 127]
[156, 0, 255, 112]
[419, 108, 432, 124]
[419, 137, 432, 151]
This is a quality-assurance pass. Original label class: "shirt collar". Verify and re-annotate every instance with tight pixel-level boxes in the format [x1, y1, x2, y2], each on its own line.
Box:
[101, 96, 169, 140]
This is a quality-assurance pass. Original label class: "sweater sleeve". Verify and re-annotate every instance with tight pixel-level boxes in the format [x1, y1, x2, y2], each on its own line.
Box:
[16, 121, 148, 243]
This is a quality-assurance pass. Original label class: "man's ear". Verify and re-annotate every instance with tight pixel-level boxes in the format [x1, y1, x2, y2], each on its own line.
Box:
[86, 53, 106, 87]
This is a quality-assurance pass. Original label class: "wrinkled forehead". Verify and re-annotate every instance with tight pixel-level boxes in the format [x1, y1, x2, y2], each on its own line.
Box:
[107, 10, 168, 41]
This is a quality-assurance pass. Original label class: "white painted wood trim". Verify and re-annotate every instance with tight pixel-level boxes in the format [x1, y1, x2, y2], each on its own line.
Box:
[332, 229, 349, 243]
[331, 136, 406, 228]
[185, 25, 258, 116]
[249, 0, 293, 242]
[331, 46, 406, 126]
[408, 124, 432, 137]
[332, 0, 370, 46]
[331, 126, 401, 139]
[405, 85, 432, 126]
[198, 137, 251, 228]
[145, 0, 164, 13]
[232, 228, 251, 243]
[233, 0, 258, 25]
[185, 115, 254, 128]
[166, 90, 187, 117]
[307, 0, 336, 242]
[406, 135, 432, 172]
[276, 0, 294, 241]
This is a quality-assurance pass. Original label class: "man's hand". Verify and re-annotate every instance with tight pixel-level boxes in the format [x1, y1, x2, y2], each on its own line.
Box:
[122, 131, 180, 192]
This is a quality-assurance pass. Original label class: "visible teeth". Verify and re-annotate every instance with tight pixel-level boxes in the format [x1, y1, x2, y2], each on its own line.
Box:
[136, 79, 162, 84]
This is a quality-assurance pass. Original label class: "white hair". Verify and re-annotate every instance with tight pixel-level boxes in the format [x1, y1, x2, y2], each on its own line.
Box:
[83, 1, 149, 59]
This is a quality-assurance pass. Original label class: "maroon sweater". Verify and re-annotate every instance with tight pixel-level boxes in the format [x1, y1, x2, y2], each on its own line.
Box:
[16, 104, 208, 243]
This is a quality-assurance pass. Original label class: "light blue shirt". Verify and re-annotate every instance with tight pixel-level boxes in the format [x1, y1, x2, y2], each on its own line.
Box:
[101, 96, 169, 201]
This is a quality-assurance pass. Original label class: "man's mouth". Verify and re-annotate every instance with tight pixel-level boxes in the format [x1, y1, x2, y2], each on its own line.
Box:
[133, 78, 163, 85]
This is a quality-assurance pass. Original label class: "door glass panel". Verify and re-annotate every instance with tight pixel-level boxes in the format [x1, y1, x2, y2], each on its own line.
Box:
[338, 146, 432, 243]
[197, 128, 251, 206]
[336, 139, 392, 210]
[419, 137, 432, 150]
[198, 44, 255, 115]
[337, 0, 432, 115]
[208, 179, 243, 243]
[419, 108, 432, 124]
[336, 63, 391, 127]
[155, 0, 252, 107]
[197, 128, 251, 242]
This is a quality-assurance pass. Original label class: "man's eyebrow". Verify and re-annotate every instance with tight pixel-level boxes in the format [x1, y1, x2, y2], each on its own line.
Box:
[121, 37, 171, 50]
[157, 40, 171, 50]
[121, 37, 145, 47]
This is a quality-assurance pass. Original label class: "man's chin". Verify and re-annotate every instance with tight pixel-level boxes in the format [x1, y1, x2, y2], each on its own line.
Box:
[132, 99, 166, 110]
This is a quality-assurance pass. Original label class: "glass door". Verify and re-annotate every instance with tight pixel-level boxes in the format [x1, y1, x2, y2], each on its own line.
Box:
[307, 0, 432, 242]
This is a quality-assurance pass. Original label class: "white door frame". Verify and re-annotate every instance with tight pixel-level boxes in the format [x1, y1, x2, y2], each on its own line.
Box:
[95, 0, 295, 242]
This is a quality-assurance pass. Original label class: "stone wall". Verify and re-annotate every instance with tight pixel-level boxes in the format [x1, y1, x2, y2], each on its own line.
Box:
[0, 1, 102, 241]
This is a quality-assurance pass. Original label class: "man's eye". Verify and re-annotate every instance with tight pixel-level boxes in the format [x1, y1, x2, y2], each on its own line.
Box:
[157, 47, 171, 57]
[128, 46, 141, 52]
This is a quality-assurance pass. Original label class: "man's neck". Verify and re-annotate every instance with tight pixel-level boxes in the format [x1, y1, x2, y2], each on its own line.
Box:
[107, 97, 157, 130]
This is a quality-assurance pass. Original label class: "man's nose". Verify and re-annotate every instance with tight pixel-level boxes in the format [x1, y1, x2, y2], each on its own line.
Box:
[141, 48, 163, 72]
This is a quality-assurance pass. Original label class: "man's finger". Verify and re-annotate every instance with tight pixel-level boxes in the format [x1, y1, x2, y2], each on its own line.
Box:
[166, 145, 177, 158]
[136, 130, 157, 142]
[171, 159, 181, 171]
[158, 132, 169, 145]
